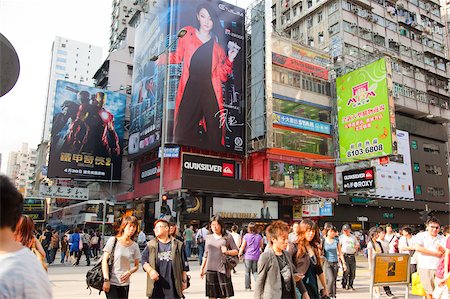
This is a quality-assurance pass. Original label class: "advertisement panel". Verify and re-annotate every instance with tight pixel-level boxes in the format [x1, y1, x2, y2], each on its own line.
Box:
[140, 160, 160, 183]
[47, 81, 125, 180]
[213, 197, 278, 219]
[273, 112, 331, 134]
[336, 57, 397, 163]
[129, 0, 246, 158]
[23, 198, 46, 222]
[182, 154, 236, 179]
[342, 167, 375, 191]
[39, 185, 89, 200]
[369, 130, 414, 200]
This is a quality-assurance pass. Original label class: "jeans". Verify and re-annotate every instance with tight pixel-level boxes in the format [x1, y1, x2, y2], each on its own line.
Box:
[106, 284, 129, 299]
[76, 243, 90, 266]
[325, 261, 339, 297]
[60, 250, 66, 263]
[342, 254, 356, 288]
[185, 240, 192, 257]
[244, 259, 258, 290]
[44, 247, 52, 264]
[198, 243, 205, 265]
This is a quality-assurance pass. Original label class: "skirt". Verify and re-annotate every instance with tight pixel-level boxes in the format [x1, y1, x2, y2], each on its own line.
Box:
[206, 271, 234, 298]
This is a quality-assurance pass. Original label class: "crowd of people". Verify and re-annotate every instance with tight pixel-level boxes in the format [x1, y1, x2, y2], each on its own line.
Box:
[1, 173, 450, 299]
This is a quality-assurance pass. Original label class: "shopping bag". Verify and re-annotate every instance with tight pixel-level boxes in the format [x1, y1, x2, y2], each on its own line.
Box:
[411, 272, 426, 296]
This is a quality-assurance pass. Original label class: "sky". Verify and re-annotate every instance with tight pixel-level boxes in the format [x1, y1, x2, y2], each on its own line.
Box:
[0, 0, 254, 173]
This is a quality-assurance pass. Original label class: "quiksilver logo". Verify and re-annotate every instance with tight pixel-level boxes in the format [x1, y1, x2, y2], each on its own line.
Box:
[223, 166, 233, 174]
[184, 161, 222, 173]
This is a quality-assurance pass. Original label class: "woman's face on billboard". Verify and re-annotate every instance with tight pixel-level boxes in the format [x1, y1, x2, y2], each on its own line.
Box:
[197, 8, 213, 32]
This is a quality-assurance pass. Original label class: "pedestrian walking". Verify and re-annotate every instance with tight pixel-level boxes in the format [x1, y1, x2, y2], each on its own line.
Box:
[288, 222, 299, 243]
[14, 215, 48, 271]
[49, 229, 59, 264]
[196, 223, 208, 265]
[288, 219, 329, 299]
[385, 224, 399, 253]
[322, 225, 345, 299]
[142, 219, 189, 299]
[200, 215, 239, 299]
[183, 225, 194, 258]
[76, 229, 91, 266]
[414, 216, 446, 299]
[90, 231, 100, 259]
[230, 224, 241, 274]
[61, 234, 69, 263]
[339, 224, 359, 290]
[375, 227, 395, 298]
[254, 220, 309, 299]
[398, 226, 417, 277]
[367, 227, 383, 299]
[102, 216, 141, 299]
[238, 222, 263, 291]
[69, 227, 82, 265]
[433, 231, 450, 299]
[41, 224, 53, 264]
[0, 174, 52, 298]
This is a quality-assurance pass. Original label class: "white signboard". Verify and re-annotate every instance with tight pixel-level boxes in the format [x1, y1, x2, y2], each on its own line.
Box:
[39, 185, 89, 200]
[301, 204, 320, 217]
[370, 130, 414, 200]
[213, 197, 278, 219]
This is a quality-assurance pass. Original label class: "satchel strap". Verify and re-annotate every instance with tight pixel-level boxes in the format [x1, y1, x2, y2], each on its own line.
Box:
[108, 237, 118, 265]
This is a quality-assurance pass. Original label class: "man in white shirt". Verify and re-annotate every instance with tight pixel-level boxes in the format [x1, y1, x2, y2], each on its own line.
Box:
[288, 222, 299, 243]
[414, 217, 446, 299]
[385, 224, 399, 253]
[0, 175, 52, 299]
[137, 228, 146, 244]
[196, 223, 209, 265]
[339, 224, 360, 290]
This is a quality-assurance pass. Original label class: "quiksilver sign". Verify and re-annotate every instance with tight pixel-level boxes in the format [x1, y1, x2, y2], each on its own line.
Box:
[182, 154, 236, 178]
[342, 167, 375, 191]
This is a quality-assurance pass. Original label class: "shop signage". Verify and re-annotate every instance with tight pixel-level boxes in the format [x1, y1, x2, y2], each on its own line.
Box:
[273, 112, 331, 134]
[213, 197, 278, 219]
[357, 216, 369, 222]
[342, 167, 375, 191]
[39, 185, 89, 200]
[182, 154, 236, 179]
[320, 202, 333, 216]
[158, 146, 180, 158]
[140, 160, 160, 183]
[23, 198, 46, 222]
[302, 204, 320, 217]
[372, 254, 410, 285]
[272, 52, 329, 80]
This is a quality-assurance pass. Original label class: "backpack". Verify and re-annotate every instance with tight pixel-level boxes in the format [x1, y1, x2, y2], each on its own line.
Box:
[196, 231, 205, 245]
[86, 237, 117, 294]
[91, 235, 99, 245]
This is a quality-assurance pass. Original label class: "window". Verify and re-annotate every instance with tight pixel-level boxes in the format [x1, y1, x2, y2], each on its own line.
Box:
[270, 162, 334, 191]
[329, 1, 338, 14]
[308, 37, 314, 47]
[273, 128, 333, 156]
[415, 185, 422, 195]
[423, 143, 440, 154]
[328, 22, 340, 35]
[427, 186, 444, 197]
[317, 11, 323, 23]
[411, 140, 417, 149]
[318, 32, 324, 44]
[61, 43, 66, 48]
[307, 17, 313, 28]
[307, 0, 313, 8]
[57, 49, 67, 55]
[56, 57, 66, 63]
[413, 162, 420, 172]
[55, 65, 65, 71]
[425, 165, 442, 175]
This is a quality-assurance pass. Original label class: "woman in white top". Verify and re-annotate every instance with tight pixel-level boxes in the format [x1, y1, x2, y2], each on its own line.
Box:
[102, 216, 141, 299]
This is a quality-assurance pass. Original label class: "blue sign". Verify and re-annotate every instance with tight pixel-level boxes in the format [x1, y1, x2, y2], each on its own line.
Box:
[273, 112, 331, 135]
[320, 202, 333, 216]
[158, 146, 180, 158]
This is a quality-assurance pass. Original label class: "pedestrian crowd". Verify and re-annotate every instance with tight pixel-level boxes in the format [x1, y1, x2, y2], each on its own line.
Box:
[1, 174, 450, 299]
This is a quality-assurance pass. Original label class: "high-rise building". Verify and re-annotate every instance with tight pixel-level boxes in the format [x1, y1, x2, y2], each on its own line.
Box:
[41, 36, 102, 143]
[273, 0, 450, 225]
[6, 143, 37, 197]
[110, 0, 141, 52]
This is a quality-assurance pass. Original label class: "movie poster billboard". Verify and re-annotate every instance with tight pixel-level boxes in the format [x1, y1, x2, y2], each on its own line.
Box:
[336, 57, 397, 163]
[47, 80, 126, 180]
[129, 0, 245, 159]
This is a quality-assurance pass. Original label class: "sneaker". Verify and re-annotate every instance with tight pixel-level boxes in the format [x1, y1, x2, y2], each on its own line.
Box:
[342, 285, 347, 290]
[348, 286, 355, 291]
[245, 289, 252, 292]
[386, 292, 395, 298]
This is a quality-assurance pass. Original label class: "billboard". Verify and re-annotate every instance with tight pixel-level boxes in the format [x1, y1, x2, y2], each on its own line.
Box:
[336, 57, 397, 163]
[182, 154, 236, 179]
[213, 197, 278, 219]
[47, 81, 126, 180]
[23, 198, 46, 222]
[129, 0, 246, 158]
[369, 130, 414, 200]
[342, 167, 375, 191]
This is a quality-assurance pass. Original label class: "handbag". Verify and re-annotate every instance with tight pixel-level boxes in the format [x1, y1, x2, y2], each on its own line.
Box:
[86, 237, 117, 294]
[411, 272, 426, 296]
[223, 234, 238, 271]
[31, 240, 48, 272]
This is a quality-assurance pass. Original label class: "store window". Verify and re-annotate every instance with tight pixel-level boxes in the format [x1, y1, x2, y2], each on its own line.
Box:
[413, 162, 420, 172]
[425, 165, 442, 175]
[270, 161, 334, 191]
[273, 97, 331, 122]
[423, 143, 440, 154]
[273, 127, 333, 156]
[427, 186, 444, 197]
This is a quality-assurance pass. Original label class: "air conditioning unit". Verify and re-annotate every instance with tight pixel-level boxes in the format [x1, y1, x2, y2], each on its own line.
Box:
[122, 19, 127, 24]
[351, 22, 357, 28]
[328, 27, 334, 33]
[388, 38, 394, 42]
[352, 8, 359, 13]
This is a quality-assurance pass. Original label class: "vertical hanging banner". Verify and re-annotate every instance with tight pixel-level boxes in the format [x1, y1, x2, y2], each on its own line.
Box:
[47, 81, 125, 180]
[336, 57, 397, 163]
[129, 0, 246, 159]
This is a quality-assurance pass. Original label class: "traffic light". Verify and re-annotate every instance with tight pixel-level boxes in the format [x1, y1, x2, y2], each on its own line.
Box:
[173, 196, 187, 213]
[97, 203, 104, 220]
[162, 194, 169, 201]
[419, 210, 433, 222]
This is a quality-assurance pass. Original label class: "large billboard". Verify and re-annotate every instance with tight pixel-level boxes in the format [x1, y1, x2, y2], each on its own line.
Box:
[337, 57, 397, 163]
[129, 0, 246, 158]
[48, 81, 126, 180]
[213, 197, 278, 219]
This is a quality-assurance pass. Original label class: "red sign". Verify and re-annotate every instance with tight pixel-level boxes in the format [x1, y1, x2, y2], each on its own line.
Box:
[379, 156, 389, 165]
[222, 163, 235, 177]
[272, 52, 329, 80]
[365, 169, 374, 179]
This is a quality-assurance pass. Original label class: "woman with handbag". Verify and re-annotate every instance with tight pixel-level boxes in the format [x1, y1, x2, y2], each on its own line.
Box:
[102, 216, 141, 299]
[200, 215, 239, 299]
[13, 215, 47, 271]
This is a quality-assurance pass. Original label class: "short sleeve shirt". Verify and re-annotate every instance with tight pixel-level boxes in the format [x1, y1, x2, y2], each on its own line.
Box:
[414, 232, 446, 270]
[435, 237, 450, 279]
[104, 237, 141, 286]
[152, 241, 177, 299]
[0, 248, 52, 299]
[243, 233, 262, 261]
[339, 234, 358, 254]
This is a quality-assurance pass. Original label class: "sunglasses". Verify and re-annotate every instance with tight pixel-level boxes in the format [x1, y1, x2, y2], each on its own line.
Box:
[429, 226, 440, 230]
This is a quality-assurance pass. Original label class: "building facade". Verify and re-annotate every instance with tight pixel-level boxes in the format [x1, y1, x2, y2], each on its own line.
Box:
[6, 143, 37, 197]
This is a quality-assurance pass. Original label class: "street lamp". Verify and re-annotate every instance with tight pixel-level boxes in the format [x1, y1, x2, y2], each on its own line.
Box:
[150, 25, 187, 218]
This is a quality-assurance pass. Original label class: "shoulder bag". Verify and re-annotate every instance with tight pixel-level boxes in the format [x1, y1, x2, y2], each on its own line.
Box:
[223, 234, 238, 270]
[86, 237, 118, 294]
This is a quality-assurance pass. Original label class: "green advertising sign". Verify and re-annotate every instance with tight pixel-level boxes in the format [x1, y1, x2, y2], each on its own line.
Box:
[336, 58, 396, 163]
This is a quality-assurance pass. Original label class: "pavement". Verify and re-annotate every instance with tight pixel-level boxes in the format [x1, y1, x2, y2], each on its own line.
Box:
[48, 255, 425, 299]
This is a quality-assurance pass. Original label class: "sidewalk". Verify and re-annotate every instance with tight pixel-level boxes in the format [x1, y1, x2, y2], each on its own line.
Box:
[48, 254, 425, 299]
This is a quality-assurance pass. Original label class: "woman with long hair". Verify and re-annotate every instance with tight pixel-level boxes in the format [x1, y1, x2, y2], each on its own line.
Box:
[167, 3, 241, 151]
[322, 225, 345, 299]
[14, 215, 46, 261]
[102, 216, 141, 299]
[200, 215, 239, 299]
[288, 219, 329, 299]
